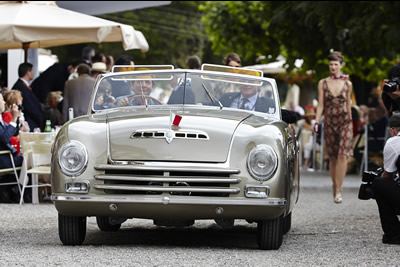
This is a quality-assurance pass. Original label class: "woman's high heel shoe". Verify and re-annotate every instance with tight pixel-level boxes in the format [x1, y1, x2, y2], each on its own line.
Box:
[334, 193, 342, 203]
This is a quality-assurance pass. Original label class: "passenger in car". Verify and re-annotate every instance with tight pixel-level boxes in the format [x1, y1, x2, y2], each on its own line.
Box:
[167, 76, 195, 105]
[94, 82, 115, 110]
[219, 83, 275, 113]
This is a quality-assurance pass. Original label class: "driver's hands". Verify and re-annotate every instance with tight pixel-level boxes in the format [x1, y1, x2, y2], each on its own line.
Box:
[117, 97, 129, 107]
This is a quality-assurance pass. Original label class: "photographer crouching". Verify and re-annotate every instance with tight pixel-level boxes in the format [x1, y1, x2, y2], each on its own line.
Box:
[371, 113, 400, 244]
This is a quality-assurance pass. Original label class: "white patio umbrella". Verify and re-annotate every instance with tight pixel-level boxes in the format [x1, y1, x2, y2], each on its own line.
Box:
[0, 1, 149, 62]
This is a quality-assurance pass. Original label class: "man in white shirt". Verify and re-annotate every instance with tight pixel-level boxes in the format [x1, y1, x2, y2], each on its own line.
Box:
[372, 113, 400, 244]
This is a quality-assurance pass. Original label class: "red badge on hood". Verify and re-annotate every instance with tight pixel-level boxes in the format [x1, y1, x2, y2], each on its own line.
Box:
[172, 114, 182, 126]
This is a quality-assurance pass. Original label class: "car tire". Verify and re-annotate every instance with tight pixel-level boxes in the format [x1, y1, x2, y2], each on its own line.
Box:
[257, 215, 283, 250]
[96, 216, 121, 231]
[58, 213, 86, 245]
[283, 212, 292, 234]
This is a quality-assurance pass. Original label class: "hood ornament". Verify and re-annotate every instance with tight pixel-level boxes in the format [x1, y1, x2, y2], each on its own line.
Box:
[166, 111, 182, 144]
[165, 129, 174, 144]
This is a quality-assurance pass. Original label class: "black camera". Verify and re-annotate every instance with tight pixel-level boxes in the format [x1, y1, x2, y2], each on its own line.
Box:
[103, 90, 113, 104]
[16, 104, 23, 111]
[358, 168, 383, 200]
[383, 77, 400, 93]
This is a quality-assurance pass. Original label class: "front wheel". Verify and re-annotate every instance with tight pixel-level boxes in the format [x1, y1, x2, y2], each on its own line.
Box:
[96, 216, 121, 231]
[283, 212, 292, 234]
[257, 215, 283, 250]
[58, 213, 86, 245]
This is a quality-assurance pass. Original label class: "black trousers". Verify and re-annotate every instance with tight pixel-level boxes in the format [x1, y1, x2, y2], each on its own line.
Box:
[372, 177, 400, 237]
[0, 153, 23, 169]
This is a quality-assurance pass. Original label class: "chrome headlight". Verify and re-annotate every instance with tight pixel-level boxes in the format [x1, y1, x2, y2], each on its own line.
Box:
[58, 140, 88, 177]
[247, 144, 278, 181]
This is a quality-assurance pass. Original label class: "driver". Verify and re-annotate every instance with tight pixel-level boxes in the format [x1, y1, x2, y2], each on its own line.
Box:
[116, 77, 159, 107]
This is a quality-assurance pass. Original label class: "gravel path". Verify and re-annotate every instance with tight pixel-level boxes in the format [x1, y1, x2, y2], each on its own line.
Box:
[0, 170, 397, 266]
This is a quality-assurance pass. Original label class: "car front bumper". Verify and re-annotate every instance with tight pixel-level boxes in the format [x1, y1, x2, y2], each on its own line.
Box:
[52, 194, 287, 220]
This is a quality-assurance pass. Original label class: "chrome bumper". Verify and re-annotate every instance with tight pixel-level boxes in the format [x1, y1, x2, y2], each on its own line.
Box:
[51, 194, 287, 206]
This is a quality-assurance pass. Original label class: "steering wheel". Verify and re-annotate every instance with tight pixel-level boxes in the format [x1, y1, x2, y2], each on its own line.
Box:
[127, 95, 162, 105]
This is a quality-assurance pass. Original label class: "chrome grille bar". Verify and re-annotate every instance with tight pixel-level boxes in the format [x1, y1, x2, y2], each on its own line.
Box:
[94, 184, 240, 194]
[95, 174, 241, 184]
[94, 164, 241, 174]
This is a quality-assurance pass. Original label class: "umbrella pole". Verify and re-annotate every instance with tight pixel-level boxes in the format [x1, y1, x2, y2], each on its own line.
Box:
[22, 42, 30, 63]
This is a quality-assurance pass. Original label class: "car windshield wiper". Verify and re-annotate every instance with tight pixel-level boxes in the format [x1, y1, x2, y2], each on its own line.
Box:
[202, 83, 223, 110]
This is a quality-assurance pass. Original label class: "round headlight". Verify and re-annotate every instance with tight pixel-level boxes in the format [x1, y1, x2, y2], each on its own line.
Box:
[247, 144, 277, 181]
[58, 140, 88, 177]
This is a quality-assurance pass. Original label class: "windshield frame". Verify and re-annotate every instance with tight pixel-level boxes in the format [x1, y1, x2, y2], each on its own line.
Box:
[89, 69, 280, 118]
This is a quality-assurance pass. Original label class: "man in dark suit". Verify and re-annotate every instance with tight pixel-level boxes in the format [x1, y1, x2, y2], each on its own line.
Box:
[12, 63, 43, 131]
[30, 62, 76, 103]
[219, 84, 298, 124]
[219, 84, 275, 113]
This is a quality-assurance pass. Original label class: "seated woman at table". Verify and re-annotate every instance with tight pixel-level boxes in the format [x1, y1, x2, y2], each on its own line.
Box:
[0, 90, 23, 169]
[2, 90, 30, 155]
[0, 90, 25, 203]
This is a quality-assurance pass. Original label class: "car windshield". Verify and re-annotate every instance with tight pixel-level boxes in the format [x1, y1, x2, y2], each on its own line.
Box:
[92, 71, 277, 115]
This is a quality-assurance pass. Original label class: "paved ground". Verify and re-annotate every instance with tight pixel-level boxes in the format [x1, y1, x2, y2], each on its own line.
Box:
[0, 169, 398, 266]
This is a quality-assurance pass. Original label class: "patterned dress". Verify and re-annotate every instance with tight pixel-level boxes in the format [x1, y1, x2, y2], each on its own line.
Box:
[323, 79, 353, 159]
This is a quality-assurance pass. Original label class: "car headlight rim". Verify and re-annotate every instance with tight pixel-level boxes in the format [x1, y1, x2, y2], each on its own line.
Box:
[57, 140, 88, 177]
[247, 144, 277, 181]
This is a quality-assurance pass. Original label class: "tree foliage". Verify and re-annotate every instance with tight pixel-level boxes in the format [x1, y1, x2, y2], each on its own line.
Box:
[200, 1, 400, 82]
[53, 1, 212, 68]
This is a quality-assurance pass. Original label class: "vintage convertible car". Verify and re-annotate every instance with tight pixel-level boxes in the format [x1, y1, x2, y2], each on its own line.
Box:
[51, 64, 299, 250]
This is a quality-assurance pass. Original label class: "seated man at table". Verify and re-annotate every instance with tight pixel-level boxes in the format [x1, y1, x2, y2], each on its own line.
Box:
[0, 91, 23, 202]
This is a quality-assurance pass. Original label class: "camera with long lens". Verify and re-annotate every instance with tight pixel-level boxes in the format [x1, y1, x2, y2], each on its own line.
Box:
[383, 77, 400, 93]
[103, 90, 113, 104]
[358, 168, 383, 200]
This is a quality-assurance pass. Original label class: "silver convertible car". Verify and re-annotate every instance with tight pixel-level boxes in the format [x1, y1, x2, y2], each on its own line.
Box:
[51, 64, 299, 250]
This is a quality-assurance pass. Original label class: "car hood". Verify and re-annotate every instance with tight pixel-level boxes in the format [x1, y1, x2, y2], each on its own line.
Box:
[105, 108, 257, 163]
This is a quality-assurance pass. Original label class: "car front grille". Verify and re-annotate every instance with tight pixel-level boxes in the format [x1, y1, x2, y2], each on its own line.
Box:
[93, 164, 241, 197]
[130, 129, 209, 140]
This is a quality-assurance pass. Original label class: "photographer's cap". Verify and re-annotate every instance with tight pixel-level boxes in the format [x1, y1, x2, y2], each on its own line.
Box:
[389, 112, 400, 127]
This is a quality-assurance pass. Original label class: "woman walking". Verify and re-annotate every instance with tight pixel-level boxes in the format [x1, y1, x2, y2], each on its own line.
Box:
[314, 51, 353, 203]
